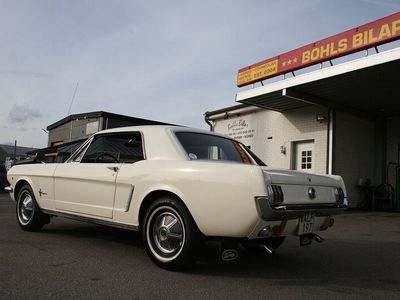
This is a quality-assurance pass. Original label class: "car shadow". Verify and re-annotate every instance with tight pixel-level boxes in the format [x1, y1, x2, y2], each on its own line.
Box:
[192, 239, 400, 292]
[41, 219, 144, 248]
[38, 219, 400, 292]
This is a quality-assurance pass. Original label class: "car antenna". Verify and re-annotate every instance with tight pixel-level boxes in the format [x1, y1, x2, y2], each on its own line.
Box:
[67, 82, 79, 116]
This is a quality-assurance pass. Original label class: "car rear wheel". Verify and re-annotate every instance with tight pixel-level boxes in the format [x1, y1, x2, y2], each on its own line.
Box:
[142, 196, 202, 270]
[16, 184, 49, 231]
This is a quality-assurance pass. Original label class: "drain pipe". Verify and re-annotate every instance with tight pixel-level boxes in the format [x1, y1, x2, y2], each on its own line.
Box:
[204, 113, 214, 132]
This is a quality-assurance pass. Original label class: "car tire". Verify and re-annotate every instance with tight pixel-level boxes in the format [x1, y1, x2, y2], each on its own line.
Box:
[16, 184, 49, 231]
[142, 196, 203, 270]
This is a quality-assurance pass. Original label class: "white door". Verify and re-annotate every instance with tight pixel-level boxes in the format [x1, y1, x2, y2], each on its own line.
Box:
[54, 163, 120, 218]
[294, 141, 315, 173]
[54, 132, 144, 218]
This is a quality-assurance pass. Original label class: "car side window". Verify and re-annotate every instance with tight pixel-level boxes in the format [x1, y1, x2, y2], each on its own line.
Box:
[80, 132, 144, 164]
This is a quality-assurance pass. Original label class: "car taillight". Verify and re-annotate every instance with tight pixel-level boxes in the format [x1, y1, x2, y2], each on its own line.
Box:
[267, 185, 284, 205]
[334, 187, 345, 205]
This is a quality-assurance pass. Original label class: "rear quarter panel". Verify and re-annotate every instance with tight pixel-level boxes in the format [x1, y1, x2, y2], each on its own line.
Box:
[116, 160, 266, 237]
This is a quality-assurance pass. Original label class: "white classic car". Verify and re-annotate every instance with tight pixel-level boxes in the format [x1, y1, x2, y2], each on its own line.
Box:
[6, 125, 347, 269]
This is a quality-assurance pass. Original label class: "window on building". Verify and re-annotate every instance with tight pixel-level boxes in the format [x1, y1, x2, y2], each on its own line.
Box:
[301, 150, 312, 170]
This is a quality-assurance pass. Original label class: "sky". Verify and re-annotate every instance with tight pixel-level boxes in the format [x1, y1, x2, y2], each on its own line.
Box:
[0, 0, 399, 148]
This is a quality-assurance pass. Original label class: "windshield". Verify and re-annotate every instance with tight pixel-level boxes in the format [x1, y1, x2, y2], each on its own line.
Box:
[175, 132, 265, 166]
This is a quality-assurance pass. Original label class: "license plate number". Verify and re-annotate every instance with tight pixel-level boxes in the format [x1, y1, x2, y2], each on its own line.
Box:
[298, 213, 314, 235]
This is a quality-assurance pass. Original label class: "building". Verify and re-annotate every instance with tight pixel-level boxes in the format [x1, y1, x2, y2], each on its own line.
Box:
[0, 144, 37, 166]
[0, 144, 37, 190]
[47, 111, 173, 147]
[205, 13, 400, 210]
[33, 111, 174, 163]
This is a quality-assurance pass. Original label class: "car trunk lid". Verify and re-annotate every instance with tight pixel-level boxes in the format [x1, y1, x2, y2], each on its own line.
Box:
[263, 168, 343, 205]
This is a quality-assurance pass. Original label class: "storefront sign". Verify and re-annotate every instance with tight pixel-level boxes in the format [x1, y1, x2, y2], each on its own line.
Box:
[226, 119, 255, 140]
[237, 12, 400, 87]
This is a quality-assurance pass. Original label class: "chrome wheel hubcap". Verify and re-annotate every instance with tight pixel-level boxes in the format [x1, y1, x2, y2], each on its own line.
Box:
[19, 192, 33, 224]
[146, 206, 185, 262]
[153, 212, 183, 254]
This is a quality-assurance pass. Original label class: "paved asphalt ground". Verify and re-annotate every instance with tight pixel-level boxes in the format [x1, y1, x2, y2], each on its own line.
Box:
[0, 193, 399, 300]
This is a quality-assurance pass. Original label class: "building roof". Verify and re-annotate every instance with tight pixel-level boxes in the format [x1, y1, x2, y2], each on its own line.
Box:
[26, 139, 85, 155]
[0, 144, 37, 157]
[204, 104, 249, 117]
[47, 111, 173, 130]
[235, 47, 400, 118]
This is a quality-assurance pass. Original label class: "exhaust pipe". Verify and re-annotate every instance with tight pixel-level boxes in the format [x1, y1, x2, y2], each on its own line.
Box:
[300, 233, 324, 246]
[311, 233, 324, 243]
[263, 245, 274, 254]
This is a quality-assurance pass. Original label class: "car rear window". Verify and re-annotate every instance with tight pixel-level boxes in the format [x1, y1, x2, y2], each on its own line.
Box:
[175, 132, 259, 165]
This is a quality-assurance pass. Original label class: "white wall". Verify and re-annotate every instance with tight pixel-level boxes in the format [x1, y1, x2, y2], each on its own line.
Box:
[212, 106, 329, 175]
[211, 106, 387, 208]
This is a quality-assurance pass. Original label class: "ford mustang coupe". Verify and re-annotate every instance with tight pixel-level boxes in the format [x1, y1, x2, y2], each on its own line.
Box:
[6, 126, 347, 269]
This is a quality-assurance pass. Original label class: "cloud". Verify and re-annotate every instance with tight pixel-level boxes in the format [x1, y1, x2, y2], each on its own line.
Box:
[0, 1, 397, 148]
[0, 70, 58, 79]
[8, 103, 42, 123]
[357, 0, 400, 9]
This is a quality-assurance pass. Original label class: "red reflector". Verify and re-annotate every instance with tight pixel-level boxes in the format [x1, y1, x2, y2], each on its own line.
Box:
[272, 225, 281, 236]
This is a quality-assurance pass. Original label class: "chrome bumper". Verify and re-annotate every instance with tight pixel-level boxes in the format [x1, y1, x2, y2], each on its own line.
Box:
[256, 197, 347, 221]
[4, 186, 13, 193]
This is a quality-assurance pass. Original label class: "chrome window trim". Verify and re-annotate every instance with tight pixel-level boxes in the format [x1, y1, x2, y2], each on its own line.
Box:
[171, 129, 260, 165]
[69, 131, 146, 164]
[66, 136, 95, 163]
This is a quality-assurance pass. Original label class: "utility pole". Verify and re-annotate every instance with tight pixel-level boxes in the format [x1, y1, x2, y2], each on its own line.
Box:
[13, 140, 17, 162]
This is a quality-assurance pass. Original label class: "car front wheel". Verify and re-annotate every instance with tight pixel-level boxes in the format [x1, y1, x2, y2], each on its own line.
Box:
[142, 196, 202, 270]
[16, 184, 49, 231]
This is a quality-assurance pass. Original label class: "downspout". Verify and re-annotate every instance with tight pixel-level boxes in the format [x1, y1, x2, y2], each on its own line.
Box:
[328, 109, 335, 175]
[204, 113, 214, 132]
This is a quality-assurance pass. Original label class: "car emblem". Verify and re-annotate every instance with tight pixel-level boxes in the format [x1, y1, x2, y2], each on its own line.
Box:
[308, 187, 316, 199]
[38, 188, 47, 197]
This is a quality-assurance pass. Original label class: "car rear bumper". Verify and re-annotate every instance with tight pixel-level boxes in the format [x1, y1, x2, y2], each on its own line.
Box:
[255, 196, 347, 221]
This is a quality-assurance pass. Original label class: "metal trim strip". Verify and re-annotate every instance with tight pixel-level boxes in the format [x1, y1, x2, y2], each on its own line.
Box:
[125, 185, 135, 212]
[41, 209, 139, 231]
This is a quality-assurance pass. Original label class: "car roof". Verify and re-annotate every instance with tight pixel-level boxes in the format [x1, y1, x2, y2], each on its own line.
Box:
[94, 125, 228, 138]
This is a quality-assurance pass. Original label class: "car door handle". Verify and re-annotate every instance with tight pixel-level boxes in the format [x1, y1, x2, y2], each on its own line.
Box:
[107, 166, 119, 172]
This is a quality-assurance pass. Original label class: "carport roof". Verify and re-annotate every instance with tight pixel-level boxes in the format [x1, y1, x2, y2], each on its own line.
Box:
[236, 47, 400, 118]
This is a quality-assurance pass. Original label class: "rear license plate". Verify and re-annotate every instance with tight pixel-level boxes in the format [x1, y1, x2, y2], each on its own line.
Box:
[298, 213, 315, 235]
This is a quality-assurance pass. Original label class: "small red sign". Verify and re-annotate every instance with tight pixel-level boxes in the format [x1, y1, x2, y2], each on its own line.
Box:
[237, 12, 400, 87]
